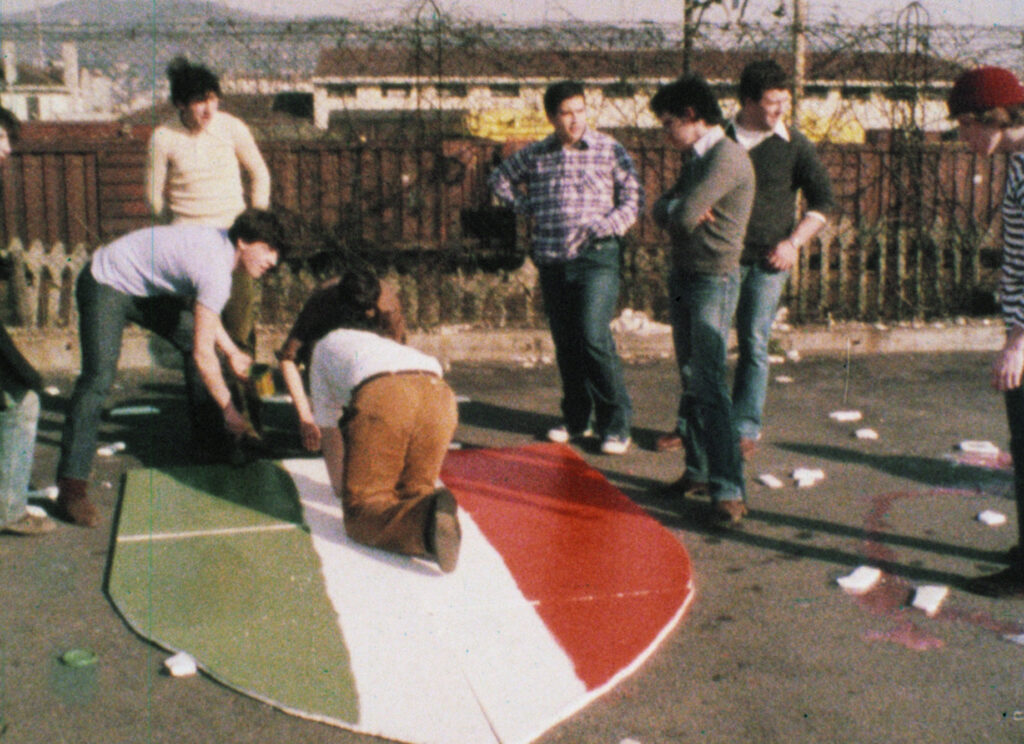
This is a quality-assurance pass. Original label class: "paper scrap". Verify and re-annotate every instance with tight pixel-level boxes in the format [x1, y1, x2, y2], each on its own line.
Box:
[958, 440, 1000, 456]
[96, 441, 127, 457]
[855, 428, 879, 440]
[977, 509, 1008, 526]
[774, 375, 794, 384]
[1004, 633, 1024, 646]
[829, 410, 863, 422]
[28, 485, 59, 501]
[911, 585, 949, 616]
[44, 385, 60, 396]
[25, 504, 48, 518]
[757, 473, 784, 489]
[837, 566, 882, 594]
[164, 651, 198, 678]
[792, 467, 825, 487]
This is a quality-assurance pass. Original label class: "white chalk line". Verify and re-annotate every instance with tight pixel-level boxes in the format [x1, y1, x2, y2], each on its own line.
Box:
[117, 522, 302, 543]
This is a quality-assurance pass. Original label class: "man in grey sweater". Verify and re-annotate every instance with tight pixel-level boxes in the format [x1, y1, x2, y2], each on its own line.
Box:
[651, 75, 755, 524]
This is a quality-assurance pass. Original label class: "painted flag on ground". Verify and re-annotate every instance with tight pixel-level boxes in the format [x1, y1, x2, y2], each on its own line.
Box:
[108, 444, 694, 744]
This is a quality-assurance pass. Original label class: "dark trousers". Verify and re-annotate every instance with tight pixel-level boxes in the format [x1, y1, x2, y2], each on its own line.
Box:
[1006, 386, 1024, 558]
[57, 266, 220, 480]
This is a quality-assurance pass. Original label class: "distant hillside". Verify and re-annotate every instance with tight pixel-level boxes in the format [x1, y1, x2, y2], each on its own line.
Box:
[4, 0, 266, 26]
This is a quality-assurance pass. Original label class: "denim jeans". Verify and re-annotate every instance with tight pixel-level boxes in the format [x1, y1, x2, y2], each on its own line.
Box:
[0, 384, 40, 525]
[57, 265, 217, 481]
[732, 263, 790, 440]
[537, 238, 632, 439]
[1005, 387, 1024, 560]
[668, 265, 744, 502]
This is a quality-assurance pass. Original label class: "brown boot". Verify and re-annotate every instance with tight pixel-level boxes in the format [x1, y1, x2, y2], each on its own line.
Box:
[55, 478, 100, 527]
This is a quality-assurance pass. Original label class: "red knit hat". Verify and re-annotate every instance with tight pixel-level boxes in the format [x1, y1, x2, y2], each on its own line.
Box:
[948, 66, 1024, 117]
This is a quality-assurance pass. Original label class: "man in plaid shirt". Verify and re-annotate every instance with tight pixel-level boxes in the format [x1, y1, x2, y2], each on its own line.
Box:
[489, 80, 643, 455]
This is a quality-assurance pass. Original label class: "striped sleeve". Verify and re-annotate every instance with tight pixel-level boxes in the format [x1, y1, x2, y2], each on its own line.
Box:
[1001, 154, 1024, 329]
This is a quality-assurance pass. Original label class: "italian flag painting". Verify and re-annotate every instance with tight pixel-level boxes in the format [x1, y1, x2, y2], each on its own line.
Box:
[107, 443, 694, 744]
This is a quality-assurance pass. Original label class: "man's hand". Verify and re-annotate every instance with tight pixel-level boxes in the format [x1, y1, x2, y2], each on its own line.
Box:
[993, 341, 1024, 391]
[767, 239, 799, 271]
[300, 420, 322, 452]
[228, 350, 253, 381]
[222, 403, 250, 437]
[696, 208, 715, 225]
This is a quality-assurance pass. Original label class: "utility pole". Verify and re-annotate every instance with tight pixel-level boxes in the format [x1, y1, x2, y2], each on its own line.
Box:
[682, 0, 696, 75]
[792, 0, 807, 122]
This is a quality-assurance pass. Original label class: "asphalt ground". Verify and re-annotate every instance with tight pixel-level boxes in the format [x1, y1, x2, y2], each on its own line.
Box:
[3, 351, 1024, 744]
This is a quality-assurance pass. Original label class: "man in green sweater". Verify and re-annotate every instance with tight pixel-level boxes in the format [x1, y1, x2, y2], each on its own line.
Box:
[656, 60, 834, 458]
[651, 75, 755, 524]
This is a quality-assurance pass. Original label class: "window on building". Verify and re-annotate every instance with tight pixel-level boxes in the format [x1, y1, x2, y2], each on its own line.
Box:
[26, 96, 39, 121]
[489, 83, 520, 97]
[603, 82, 636, 99]
[841, 85, 872, 100]
[326, 83, 357, 98]
[884, 85, 918, 102]
[381, 83, 412, 97]
[804, 84, 830, 98]
[436, 83, 468, 98]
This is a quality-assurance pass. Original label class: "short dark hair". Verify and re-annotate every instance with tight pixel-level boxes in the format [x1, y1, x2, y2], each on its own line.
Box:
[318, 267, 382, 334]
[228, 208, 290, 260]
[543, 80, 585, 118]
[0, 106, 21, 142]
[650, 75, 723, 125]
[738, 59, 790, 104]
[167, 56, 221, 107]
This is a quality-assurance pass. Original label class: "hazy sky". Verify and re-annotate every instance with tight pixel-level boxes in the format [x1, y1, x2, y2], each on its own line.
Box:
[2, 0, 1023, 26]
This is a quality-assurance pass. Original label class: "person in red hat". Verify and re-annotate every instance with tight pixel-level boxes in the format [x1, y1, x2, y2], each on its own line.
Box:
[949, 66, 1024, 596]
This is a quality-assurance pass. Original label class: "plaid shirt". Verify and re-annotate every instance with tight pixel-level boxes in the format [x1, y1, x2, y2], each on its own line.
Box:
[488, 129, 643, 264]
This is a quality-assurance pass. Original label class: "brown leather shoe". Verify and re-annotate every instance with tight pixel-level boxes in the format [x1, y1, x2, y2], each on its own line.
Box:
[739, 437, 759, 460]
[658, 473, 709, 497]
[55, 477, 100, 528]
[655, 432, 683, 452]
[714, 500, 748, 524]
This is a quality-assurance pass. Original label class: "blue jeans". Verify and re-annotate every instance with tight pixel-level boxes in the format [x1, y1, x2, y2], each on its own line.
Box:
[732, 263, 790, 440]
[0, 384, 40, 526]
[668, 266, 744, 502]
[537, 238, 632, 439]
[57, 265, 217, 481]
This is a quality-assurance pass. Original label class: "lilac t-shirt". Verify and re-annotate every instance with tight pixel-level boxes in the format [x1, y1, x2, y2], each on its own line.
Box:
[90, 224, 235, 313]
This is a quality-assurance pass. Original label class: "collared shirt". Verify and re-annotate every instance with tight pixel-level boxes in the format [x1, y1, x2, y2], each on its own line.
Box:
[488, 128, 643, 263]
[730, 117, 790, 151]
[693, 124, 727, 158]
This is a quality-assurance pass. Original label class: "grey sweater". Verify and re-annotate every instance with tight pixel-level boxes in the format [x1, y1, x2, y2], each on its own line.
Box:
[653, 136, 755, 275]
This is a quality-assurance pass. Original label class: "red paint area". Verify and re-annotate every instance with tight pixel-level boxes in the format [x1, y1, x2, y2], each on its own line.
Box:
[852, 488, 1024, 650]
[441, 443, 693, 690]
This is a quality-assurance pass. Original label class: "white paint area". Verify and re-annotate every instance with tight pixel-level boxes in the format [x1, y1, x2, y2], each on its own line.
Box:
[280, 458, 587, 744]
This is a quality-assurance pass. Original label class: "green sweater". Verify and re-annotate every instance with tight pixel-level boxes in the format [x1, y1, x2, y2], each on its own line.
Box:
[653, 136, 755, 275]
[726, 123, 835, 264]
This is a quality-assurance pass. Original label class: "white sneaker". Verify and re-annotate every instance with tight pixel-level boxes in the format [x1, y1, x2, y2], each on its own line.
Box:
[547, 425, 594, 444]
[600, 435, 632, 455]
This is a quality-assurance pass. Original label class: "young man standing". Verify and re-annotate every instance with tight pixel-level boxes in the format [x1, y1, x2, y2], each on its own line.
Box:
[489, 80, 643, 455]
[651, 75, 755, 524]
[655, 59, 834, 457]
[0, 107, 55, 536]
[55, 209, 289, 527]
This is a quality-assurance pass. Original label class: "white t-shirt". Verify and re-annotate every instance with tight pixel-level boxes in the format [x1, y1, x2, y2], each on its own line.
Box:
[90, 224, 235, 313]
[310, 328, 444, 429]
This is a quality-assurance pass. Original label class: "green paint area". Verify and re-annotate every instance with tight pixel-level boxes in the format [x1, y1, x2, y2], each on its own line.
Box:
[107, 461, 359, 723]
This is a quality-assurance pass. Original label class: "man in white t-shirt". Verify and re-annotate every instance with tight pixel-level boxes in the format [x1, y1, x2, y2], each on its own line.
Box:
[308, 269, 461, 573]
[55, 208, 289, 527]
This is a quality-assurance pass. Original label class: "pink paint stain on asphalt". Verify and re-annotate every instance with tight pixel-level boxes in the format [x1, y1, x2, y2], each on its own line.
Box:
[850, 487, 1024, 651]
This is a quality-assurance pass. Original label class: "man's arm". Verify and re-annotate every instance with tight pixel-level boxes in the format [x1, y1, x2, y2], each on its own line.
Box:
[769, 134, 835, 270]
[233, 118, 271, 209]
[487, 146, 532, 214]
[145, 129, 169, 219]
[320, 425, 346, 498]
[666, 145, 752, 234]
[588, 143, 643, 239]
[193, 302, 248, 435]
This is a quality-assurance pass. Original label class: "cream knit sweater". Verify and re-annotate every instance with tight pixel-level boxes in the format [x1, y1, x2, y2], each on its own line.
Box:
[146, 111, 271, 228]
